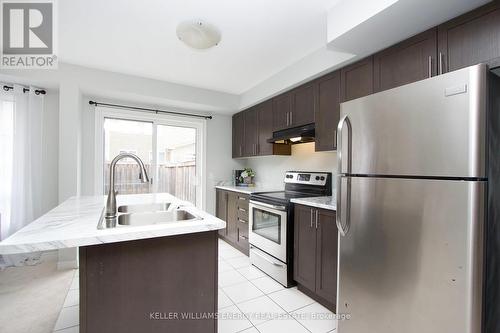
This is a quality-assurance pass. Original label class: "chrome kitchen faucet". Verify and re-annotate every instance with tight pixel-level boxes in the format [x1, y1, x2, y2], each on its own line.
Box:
[105, 153, 150, 226]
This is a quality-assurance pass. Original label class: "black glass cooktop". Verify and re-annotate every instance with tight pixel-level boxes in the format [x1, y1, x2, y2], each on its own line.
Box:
[251, 191, 317, 205]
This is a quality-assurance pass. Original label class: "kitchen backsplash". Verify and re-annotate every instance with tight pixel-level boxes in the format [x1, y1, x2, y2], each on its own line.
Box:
[243, 142, 336, 189]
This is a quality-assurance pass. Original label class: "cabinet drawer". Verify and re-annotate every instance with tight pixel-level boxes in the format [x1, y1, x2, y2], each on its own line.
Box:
[237, 217, 249, 235]
[236, 194, 249, 209]
[237, 206, 248, 221]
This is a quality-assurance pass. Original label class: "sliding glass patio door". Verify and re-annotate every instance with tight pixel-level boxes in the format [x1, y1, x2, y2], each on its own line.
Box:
[99, 108, 203, 207]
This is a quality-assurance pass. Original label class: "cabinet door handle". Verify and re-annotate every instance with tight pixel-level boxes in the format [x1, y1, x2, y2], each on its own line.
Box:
[333, 129, 337, 148]
[240, 235, 248, 240]
[428, 56, 432, 78]
[286, 112, 289, 126]
[238, 218, 247, 224]
[290, 111, 293, 125]
[238, 207, 246, 212]
[315, 209, 319, 229]
[310, 209, 314, 228]
[238, 196, 247, 201]
[439, 52, 444, 75]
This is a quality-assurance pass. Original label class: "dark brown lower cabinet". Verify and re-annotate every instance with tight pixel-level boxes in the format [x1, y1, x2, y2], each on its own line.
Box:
[216, 189, 228, 238]
[216, 189, 249, 255]
[294, 204, 337, 311]
[79, 231, 218, 333]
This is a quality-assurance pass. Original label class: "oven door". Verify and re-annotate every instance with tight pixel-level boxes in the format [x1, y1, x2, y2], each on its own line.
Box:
[249, 200, 287, 263]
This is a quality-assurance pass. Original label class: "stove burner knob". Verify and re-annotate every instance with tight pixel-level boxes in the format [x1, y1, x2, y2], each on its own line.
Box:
[320, 176, 325, 180]
[315, 176, 320, 180]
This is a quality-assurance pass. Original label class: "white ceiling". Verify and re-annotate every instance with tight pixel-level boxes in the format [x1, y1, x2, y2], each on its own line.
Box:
[59, 0, 340, 95]
[57, 0, 491, 114]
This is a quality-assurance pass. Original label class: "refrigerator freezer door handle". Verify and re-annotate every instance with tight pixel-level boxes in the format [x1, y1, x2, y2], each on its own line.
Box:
[337, 115, 352, 174]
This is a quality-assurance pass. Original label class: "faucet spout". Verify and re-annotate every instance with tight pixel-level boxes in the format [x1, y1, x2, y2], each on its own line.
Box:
[105, 153, 150, 225]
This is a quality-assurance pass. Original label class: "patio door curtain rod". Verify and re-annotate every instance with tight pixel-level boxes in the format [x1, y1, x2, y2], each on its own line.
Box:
[2, 85, 46, 95]
[89, 100, 213, 120]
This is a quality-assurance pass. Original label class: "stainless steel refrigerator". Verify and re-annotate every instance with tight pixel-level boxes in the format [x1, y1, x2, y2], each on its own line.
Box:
[335, 64, 500, 333]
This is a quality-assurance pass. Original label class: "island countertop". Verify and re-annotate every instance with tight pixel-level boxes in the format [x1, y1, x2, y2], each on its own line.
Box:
[0, 193, 225, 255]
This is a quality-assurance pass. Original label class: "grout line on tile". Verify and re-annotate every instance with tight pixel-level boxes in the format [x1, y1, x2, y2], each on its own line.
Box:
[53, 324, 79, 332]
[288, 301, 319, 314]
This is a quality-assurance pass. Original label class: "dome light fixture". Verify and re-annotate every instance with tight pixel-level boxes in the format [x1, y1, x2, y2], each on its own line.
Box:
[176, 20, 221, 50]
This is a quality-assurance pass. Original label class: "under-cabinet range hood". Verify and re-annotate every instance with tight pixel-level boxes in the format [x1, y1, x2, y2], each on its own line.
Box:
[267, 123, 315, 145]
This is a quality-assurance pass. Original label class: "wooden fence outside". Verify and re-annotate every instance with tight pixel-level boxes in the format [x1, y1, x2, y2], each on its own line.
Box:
[104, 162, 196, 204]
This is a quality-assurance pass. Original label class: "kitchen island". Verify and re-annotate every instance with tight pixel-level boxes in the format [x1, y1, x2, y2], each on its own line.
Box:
[0, 193, 225, 333]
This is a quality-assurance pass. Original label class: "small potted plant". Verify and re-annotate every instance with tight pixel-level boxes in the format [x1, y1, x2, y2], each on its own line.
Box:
[239, 168, 255, 185]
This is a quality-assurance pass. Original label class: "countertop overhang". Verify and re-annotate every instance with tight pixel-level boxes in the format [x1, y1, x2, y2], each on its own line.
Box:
[290, 196, 337, 211]
[215, 185, 283, 195]
[0, 193, 226, 255]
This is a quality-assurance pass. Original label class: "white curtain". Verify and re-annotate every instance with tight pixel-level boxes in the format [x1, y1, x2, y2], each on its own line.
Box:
[3, 85, 44, 238]
[0, 90, 14, 240]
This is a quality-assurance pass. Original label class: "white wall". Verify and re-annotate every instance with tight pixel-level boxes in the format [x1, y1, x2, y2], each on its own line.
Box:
[241, 143, 337, 191]
[41, 91, 60, 215]
[205, 115, 244, 214]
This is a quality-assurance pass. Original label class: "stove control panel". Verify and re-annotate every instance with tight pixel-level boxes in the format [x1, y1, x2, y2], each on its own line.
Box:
[284, 172, 329, 186]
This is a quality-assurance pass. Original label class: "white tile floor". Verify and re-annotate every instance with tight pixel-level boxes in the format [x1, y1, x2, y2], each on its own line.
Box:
[53, 239, 337, 333]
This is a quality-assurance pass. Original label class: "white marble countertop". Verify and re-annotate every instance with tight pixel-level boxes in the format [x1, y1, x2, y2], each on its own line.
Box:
[291, 196, 337, 211]
[0, 193, 225, 255]
[215, 185, 283, 195]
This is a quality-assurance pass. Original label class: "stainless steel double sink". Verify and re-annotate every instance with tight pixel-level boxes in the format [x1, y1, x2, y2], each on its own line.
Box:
[98, 202, 201, 229]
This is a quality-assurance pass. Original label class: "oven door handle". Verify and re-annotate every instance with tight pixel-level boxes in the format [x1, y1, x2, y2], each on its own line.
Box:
[250, 246, 285, 267]
[249, 200, 286, 211]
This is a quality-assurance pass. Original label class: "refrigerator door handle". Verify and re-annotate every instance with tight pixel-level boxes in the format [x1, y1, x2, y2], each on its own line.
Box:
[336, 175, 351, 236]
[337, 115, 352, 236]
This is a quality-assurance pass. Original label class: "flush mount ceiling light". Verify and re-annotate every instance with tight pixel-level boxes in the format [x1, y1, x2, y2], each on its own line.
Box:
[176, 20, 221, 50]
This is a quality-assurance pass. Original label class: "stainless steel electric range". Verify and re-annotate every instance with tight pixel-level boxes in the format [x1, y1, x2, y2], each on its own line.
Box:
[248, 171, 332, 287]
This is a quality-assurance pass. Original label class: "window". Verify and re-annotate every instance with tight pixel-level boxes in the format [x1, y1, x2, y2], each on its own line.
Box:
[0, 98, 14, 239]
[96, 108, 205, 208]
[103, 118, 153, 194]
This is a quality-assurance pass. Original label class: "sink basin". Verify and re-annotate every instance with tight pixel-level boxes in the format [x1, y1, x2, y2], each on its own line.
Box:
[117, 202, 171, 213]
[117, 210, 199, 226]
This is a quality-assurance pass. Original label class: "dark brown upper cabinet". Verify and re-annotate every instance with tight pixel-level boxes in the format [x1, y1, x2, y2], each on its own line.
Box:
[272, 84, 316, 132]
[341, 56, 374, 102]
[290, 83, 316, 127]
[232, 101, 291, 158]
[243, 107, 259, 157]
[438, 2, 500, 74]
[256, 101, 274, 156]
[272, 93, 292, 131]
[232, 112, 244, 158]
[231, 3, 500, 159]
[374, 29, 437, 93]
[315, 71, 341, 152]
